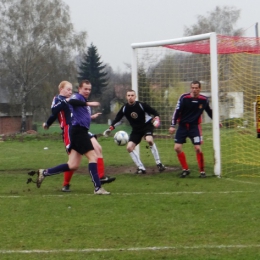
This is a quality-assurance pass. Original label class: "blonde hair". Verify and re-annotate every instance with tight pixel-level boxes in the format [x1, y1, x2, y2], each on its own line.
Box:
[58, 81, 71, 91]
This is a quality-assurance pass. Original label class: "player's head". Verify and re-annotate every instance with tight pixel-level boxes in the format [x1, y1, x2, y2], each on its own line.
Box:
[78, 79, 92, 98]
[126, 89, 136, 104]
[58, 81, 73, 98]
[190, 80, 201, 98]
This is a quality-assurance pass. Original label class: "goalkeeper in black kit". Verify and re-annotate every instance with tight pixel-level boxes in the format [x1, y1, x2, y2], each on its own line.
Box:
[103, 89, 165, 174]
[168, 80, 221, 178]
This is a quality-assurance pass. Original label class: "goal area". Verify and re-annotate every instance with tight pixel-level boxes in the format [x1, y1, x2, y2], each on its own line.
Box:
[131, 32, 260, 177]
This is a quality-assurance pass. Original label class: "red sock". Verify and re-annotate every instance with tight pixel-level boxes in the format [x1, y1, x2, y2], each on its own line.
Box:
[97, 158, 105, 179]
[196, 152, 204, 172]
[177, 152, 189, 170]
[63, 171, 74, 186]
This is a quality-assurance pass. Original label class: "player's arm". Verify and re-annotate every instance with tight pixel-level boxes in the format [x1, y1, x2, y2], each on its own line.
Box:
[169, 95, 183, 133]
[43, 99, 66, 129]
[170, 96, 182, 130]
[43, 114, 58, 129]
[204, 101, 222, 127]
[91, 113, 102, 119]
[103, 107, 124, 136]
[142, 102, 160, 117]
[205, 100, 213, 119]
[141, 102, 161, 127]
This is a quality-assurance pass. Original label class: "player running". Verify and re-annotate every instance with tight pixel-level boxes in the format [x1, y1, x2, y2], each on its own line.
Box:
[42, 81, 115, 192]
[29, 80, 111, 195]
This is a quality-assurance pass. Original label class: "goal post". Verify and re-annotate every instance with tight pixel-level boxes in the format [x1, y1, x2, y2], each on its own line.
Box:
[131, 33, 260, 178]
[131, 32, 221, 176]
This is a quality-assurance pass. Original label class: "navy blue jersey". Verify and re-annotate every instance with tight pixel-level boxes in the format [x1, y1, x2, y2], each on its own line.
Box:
[111, 101, 159, 130]
[46, 95, 72, 128]
[70, 93, 91, 129]
[171, 93, 212, 126]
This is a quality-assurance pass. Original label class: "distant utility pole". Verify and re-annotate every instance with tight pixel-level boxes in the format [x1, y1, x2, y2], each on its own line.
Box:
[255, 22, 259, 37]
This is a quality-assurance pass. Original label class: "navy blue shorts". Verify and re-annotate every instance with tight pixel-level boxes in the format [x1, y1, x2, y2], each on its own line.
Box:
[70, 125, 94, 155]
[129, 123, 154, 145]
[174, 124, 202, 145]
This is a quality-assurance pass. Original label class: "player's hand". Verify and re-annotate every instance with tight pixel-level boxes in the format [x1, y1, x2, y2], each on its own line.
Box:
[168, 126, 175, 134]
[103, 126, 114, 137]
[42, 123, 49, 130]
[153, 117, 160, 128]
[91, 113, 102, 119]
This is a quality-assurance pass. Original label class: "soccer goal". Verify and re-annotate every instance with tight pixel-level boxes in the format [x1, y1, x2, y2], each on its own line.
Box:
[131, 32, 260, 177]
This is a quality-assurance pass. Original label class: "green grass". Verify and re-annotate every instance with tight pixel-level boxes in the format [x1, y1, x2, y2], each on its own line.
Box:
[1, 134, 260, 259]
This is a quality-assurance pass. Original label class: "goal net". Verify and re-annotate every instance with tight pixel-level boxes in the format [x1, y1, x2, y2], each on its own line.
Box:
[131, 33, 260, 177]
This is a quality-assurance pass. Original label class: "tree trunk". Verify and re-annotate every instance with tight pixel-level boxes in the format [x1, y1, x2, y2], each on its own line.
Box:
[20, 94, 27, 132]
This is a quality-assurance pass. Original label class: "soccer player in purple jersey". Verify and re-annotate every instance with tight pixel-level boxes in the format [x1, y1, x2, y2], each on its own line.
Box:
[35, 80, 110, 195]
[169, 80, 214, 178]
[103, 89, 165, 174]
[43, 81, 115, 192]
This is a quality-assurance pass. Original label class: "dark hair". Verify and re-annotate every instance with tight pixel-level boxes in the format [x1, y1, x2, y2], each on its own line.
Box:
[191, 80, 201, 88]
[79, 80, 91, 88]
[126, 89, 136, 93]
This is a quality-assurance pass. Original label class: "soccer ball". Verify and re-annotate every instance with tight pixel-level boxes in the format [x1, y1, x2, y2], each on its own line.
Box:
[114, 131, 129, 146]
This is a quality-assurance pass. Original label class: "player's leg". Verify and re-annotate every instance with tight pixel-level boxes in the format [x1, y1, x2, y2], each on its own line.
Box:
[35, 149, 81, 188]
[174, 125, 189, 177]
[174, 143, 190, 178]
[84, 149, 110, 195]
[82, 134, 110, 195]
[90, 134, 116, 184]
[63, 170, 74, 192]
[194, 145, 205, 177]
[127, 133, 146, 173]
[145, 133, 165, 172]
[62, 125, 74, 191]
[190, 125, 206, 178]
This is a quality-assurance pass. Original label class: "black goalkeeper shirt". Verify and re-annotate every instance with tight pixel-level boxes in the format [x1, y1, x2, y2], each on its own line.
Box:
[111, 101, 159, 130]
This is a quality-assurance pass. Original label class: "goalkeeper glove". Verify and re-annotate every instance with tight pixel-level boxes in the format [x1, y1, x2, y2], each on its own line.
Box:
[153, 117, 160, 128]
[103, 126, 114, 137]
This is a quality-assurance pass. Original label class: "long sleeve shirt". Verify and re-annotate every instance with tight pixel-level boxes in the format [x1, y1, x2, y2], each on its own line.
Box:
[171, 93, 212, 127]
[70, 93, 91, 129]
[111, 101, 159, 130]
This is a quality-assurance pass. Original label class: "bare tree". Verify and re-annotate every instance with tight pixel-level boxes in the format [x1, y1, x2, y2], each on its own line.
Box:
[184, 6, 244, 36]
[0, 0, 87, 131]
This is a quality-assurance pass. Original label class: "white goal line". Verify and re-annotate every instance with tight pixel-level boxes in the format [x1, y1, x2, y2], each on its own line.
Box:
[0, 190, 257, 198]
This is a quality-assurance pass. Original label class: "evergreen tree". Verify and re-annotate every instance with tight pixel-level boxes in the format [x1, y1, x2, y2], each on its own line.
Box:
[78, 43, 108, 98]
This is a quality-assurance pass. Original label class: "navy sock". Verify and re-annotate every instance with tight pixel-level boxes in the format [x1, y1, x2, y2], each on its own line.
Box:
[89, 163, 101, 189]
[45, 164, 70, 176]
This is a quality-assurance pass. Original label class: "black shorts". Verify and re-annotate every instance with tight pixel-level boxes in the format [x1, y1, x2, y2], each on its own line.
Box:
[88, 131, 97, 139]
[174, 124, 202, 145]
[129, 123, 154, 145]
[69, 125, 94, 155]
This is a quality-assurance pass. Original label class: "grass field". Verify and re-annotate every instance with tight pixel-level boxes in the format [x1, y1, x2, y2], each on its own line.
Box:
[1, 129, 260, 259]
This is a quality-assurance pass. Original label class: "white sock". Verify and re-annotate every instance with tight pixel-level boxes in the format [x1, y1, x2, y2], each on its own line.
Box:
[129, 150, 145, 170]
[150, 143, 161, 164]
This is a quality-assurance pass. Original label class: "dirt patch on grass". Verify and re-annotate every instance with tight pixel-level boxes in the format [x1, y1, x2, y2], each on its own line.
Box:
[77, 165, 180, 175]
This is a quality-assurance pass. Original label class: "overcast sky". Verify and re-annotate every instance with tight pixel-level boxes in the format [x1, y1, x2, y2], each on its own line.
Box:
[63, 0, 260, 71]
